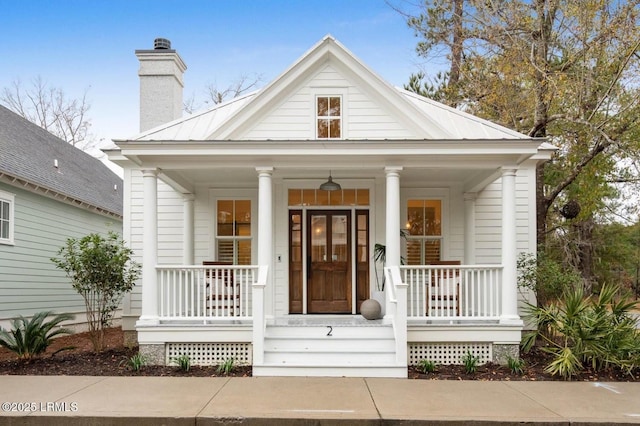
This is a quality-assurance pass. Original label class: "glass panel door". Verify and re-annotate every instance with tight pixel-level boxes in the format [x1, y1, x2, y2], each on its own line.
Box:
[307, 210, 351, 313]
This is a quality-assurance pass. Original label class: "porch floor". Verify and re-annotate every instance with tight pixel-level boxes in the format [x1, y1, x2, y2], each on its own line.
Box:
[270, 315, 387, 327]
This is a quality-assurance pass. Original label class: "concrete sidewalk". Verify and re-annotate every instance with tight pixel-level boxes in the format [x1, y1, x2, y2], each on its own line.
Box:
[1, 376, 640, 425]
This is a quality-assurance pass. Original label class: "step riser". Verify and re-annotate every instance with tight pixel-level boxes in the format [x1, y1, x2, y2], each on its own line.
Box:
[265, 338, 395, 352]
[253, 365, 407, 378]
[263, 352, 396, 365]
[265, 326, 394, 339]
[261, 323, 399, 374]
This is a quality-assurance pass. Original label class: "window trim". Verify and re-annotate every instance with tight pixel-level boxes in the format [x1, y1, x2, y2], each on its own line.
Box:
[315, 95, 342, 140]
[311, 87, 348, 140]
[401, 189, 450, 263]
[0, 189, 15, 245]
[209, 189, 257, 265]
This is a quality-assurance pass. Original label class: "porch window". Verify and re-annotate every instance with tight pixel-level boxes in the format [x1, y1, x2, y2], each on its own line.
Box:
[406, 199, 442, 264]
[316, 96, 341, 139]
[0, 190, 14, 245]
[216, 200, 251, 264]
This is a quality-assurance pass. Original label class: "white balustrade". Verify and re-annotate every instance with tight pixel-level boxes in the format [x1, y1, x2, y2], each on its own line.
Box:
[156, 265, 259, 321]
[401, 265, 503, 320]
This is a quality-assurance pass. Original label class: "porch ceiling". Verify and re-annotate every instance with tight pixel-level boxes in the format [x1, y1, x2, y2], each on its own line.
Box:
[159, 166, 504, 195]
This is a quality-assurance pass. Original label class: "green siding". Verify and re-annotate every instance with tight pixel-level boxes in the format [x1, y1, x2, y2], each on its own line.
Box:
[0, 182, 122, 320]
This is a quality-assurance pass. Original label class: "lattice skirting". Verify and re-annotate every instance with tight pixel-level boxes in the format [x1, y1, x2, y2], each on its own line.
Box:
[408, 343, 492, 365]
[166, 343, 252, 366]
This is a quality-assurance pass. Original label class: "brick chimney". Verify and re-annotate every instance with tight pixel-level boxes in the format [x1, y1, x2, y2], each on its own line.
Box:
[135, 38, 187, 132]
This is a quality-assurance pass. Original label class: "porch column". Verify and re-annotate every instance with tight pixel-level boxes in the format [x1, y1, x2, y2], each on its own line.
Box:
[138, 169, 159, 325]
[385, 167, 402, 268]
[256, 167, 274, 269]
[463, 192, 477, 265]
[254, 167, 273, 366]
[256, 167, 273, 315]
[500, 168, 520, 324]
[183, 194, 194, 265]
[384, 166, 402, 318]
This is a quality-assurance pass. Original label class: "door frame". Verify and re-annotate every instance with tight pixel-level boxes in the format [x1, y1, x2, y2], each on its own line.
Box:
[289, 207, 369, 315]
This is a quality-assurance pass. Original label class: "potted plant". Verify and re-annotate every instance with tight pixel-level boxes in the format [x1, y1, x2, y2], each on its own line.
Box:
[372, 230, 407, 312]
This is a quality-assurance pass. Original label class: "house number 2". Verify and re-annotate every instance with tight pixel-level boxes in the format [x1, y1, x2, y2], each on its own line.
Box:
[326, 326, 333, 336]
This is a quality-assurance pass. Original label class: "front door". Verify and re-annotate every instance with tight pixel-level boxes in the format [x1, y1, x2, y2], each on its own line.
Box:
[307, 211, 351, 313]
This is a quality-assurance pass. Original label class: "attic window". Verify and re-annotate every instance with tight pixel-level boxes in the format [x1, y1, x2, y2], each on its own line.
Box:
[316, 96, 341, 139]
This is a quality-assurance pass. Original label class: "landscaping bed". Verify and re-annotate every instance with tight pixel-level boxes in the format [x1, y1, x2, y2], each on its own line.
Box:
[1, 327, 638, 380]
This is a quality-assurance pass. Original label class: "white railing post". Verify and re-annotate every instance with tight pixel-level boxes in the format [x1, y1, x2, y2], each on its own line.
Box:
[252, 265, 268, 365]
[385, 266, 407, 369]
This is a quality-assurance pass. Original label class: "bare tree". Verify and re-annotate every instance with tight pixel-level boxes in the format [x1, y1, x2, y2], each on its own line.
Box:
[184, 73, 263, 113]
[1, 76, 94, 150]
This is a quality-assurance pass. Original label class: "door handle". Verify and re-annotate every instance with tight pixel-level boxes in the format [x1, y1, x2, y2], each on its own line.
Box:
[307, 256, 311, 280]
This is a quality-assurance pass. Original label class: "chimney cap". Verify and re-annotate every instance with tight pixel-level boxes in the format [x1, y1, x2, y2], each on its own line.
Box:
[154, 38, 171, 50]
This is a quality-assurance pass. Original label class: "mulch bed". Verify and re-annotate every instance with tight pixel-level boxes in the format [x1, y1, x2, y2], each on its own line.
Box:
[0, 327, 637, 380]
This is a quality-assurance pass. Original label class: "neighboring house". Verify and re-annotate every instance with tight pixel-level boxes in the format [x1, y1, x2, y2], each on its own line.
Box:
[0, 105, 123, 329]
[106, 36, 554, 377]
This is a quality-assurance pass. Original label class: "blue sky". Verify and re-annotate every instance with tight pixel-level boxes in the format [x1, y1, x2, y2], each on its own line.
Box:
[1, 0, 426, 148]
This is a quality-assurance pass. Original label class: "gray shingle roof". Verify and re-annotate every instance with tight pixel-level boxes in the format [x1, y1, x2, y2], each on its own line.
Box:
[0, 105, 122, 216]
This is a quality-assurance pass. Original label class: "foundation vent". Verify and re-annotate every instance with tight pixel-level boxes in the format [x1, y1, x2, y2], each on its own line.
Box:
[166, 342, 251, 366]
[408, 343, 492, 365]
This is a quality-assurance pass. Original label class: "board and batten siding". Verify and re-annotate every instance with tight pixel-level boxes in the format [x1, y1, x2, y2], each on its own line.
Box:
[242, 64, 417, 140]
[0, 182, 122, 322]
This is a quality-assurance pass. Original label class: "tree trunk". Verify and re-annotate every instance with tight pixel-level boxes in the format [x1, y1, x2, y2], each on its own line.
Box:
[449, 0, 464, 94]
[576, 217, 595, 294]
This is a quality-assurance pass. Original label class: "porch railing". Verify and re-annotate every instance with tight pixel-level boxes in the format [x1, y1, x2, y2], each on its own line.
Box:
[156, 265, 259, 321]
[385, 266, 407, 366]
[400, 265, 503, 320]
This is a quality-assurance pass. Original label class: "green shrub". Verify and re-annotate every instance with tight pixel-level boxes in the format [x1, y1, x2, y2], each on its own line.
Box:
[507, 356, 525, 375]
[0, 311, 75, 359]
[462, 351, 479, 374]
[416, 359, 437, 373]
[121, 352, 147, 372]
[517, 252, 582, 305]
[522, 283, 640, 379]
[217, 357, 236, 375]
[52, 232, 140, 352]
[171, 354, 191, 372]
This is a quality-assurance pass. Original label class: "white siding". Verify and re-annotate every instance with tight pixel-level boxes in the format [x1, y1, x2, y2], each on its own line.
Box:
[242, 64, 416, 140]
[0, 182, 122, 321]
[273, 180, 287, 318]
[125, 169, 185, 315]
[474, 169, 533, 264]
[193, 184, 212, 263]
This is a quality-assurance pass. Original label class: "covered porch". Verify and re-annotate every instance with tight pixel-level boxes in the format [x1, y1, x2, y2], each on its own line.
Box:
[138, 261, 519, 376]
[109, 140, 538, 377]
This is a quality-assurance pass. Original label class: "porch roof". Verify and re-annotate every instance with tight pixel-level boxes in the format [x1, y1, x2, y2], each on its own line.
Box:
[105, 138, 546, 195]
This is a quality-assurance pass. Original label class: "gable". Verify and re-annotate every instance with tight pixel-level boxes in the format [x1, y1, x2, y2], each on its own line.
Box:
[132, 35, 535, 143]
[209, 36, 451, 141]
[239, 62, 419, 141]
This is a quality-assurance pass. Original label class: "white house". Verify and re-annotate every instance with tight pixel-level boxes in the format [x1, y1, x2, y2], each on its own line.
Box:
[106, 36, 554, 378]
